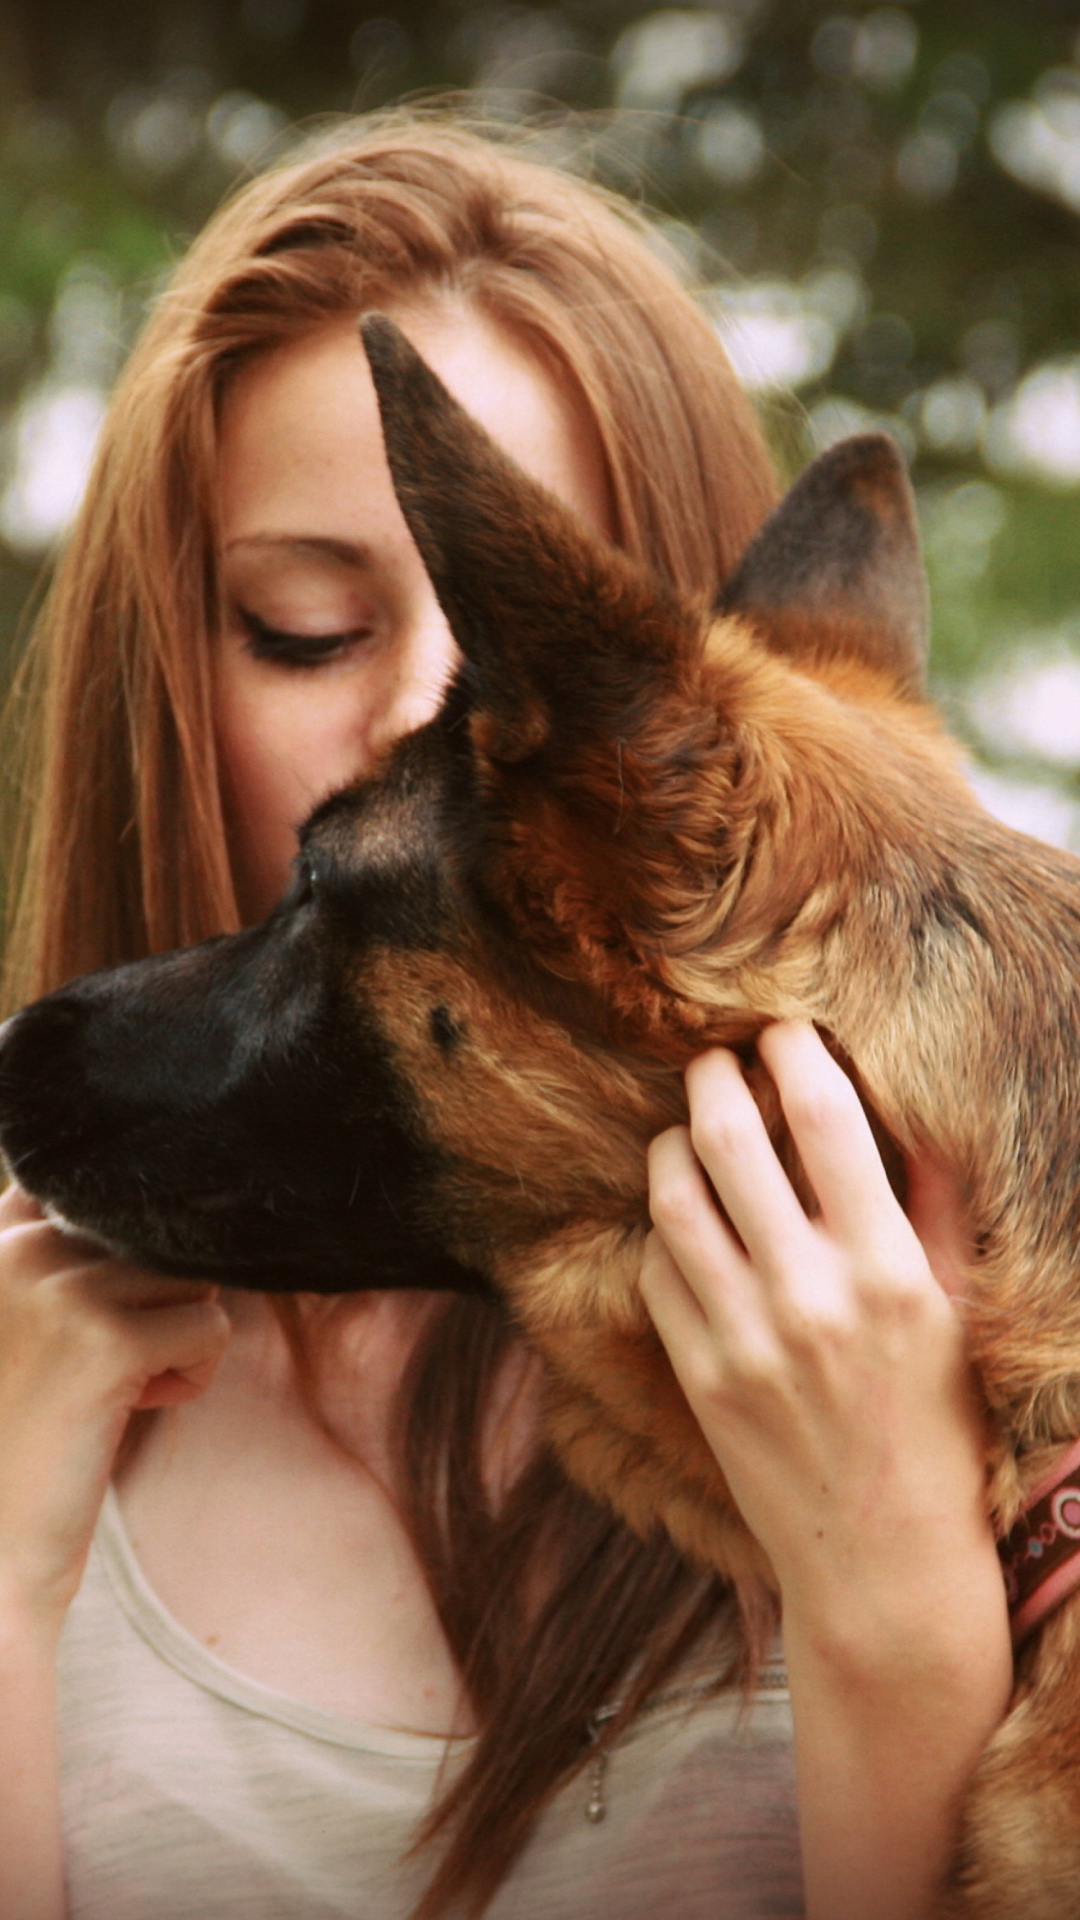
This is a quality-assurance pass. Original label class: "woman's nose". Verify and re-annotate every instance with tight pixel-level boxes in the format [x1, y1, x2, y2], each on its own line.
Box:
[366, 596, 461, 758]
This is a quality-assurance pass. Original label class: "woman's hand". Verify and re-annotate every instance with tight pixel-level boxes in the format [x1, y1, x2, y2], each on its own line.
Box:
[641, 1021, 990, 1635]
[641, 1022, 1012, 1920]
[0, 1182, 231, 1639]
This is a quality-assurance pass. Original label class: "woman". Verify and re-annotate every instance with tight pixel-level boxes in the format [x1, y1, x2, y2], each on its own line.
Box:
[0, 114, 1010, 1920]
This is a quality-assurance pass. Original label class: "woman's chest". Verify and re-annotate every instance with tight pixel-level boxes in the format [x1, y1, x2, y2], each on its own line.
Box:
[114, 1312, 469, 1735]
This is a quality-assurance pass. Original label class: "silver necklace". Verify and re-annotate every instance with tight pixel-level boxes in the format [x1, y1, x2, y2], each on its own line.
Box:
[581, 1665, 788, 1823]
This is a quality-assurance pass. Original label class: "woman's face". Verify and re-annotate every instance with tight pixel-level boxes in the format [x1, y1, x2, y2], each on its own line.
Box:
[215, 296, 612, 921]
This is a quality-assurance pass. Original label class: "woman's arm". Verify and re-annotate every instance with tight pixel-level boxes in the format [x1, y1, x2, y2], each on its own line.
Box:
[642, 1022, 1011, 1920]
[0, 1609, 64, 1920]
[0, 1184, 231, 1919]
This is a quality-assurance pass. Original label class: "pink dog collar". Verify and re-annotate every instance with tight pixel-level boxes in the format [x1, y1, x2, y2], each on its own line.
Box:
[998, 1438, 1080, 1646]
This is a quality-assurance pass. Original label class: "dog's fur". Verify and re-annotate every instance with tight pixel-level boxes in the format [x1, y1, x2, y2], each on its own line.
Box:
[3, 315, 1080, 1912]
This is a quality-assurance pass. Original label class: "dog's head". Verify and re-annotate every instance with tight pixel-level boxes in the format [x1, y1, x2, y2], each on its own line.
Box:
[0, 318, 929, 1294]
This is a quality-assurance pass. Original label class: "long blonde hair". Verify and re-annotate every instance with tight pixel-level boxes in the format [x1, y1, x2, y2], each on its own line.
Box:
[1, 111, 778, 1918]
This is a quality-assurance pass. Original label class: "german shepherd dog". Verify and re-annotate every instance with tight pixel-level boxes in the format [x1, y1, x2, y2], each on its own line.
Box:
[2, 315, 1080, 1915]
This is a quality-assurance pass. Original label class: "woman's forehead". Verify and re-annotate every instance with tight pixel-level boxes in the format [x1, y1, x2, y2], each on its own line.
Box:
[216, 301, 612, 543]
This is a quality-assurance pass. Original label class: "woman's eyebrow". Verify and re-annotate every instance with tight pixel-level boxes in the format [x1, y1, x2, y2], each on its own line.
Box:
[223, 534, 374, 569]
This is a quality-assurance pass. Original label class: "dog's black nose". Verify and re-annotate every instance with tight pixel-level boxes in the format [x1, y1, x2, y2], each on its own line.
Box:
[0, 995, 95, 1183]
[0, 993, 87, 1086]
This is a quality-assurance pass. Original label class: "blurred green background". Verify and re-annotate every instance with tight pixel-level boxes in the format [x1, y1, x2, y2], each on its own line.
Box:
[2, 0, 1080, 846]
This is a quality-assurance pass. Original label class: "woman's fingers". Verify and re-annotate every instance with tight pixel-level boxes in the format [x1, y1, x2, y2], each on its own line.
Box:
[682, 1047, 815, 1283]
[639, 1222, 707, 1347]
[2, 1192, 233, 1401]
[0, 1184, 233, 1623]
[0, 1181, 67, 1237]
[756, 1023, 907, 1256]
[682, 1029, 972, 1306]
[643, 1025, 993, 1629]
[644, 1127, 755, 1345]
[48, 1256, 232, 1408]
[116, 1290, 231, 1407]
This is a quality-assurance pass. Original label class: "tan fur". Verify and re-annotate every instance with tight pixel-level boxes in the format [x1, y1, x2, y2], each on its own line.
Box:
[342, 351, 1080, 1906]
[356, 644, 1080, 1904]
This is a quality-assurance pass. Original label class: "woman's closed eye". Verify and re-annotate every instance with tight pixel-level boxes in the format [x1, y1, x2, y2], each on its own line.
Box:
[237, 607, 375, 669]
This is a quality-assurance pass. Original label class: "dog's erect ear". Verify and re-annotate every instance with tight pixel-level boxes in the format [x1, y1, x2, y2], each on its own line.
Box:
[719, 435, 928, 698]
[359, 313, 697, 765]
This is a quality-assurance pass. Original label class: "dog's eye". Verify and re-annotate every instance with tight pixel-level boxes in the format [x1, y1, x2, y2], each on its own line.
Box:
[287, 858, 319, 909]
[429, 1004, 464, 1055]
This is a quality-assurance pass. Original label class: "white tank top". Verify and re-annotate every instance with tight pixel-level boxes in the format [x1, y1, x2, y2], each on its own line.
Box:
[57, 1489, 803, 1919]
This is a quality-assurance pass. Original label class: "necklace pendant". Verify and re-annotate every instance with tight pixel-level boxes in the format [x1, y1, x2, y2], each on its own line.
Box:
[584, 1750, 608, 1822]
